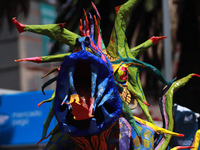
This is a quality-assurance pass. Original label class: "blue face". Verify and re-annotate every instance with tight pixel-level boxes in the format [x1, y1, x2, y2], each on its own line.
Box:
[54, 37, 122, 136]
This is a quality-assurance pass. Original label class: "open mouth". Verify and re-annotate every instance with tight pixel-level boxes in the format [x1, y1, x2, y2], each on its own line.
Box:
[54, 50, 122, 136]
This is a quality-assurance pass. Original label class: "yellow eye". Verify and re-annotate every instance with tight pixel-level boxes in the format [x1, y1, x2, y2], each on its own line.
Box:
[112, 62, 129, 85]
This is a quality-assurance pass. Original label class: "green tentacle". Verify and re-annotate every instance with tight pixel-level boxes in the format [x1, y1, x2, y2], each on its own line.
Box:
[128, 59, 176, 85]
[157, 73, 199, 150]
[38, 91, 55, 107]
[42, 76, 57, 95]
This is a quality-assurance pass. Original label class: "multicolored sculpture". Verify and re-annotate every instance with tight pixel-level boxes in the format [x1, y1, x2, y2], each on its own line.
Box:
[12, 0, 200, 149]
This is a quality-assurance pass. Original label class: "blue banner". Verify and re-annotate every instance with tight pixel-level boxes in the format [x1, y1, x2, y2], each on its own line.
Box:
[0, 90, 56, 145]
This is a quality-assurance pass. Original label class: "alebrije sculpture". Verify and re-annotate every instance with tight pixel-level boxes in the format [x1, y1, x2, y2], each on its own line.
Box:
[12, 0, 200, 149]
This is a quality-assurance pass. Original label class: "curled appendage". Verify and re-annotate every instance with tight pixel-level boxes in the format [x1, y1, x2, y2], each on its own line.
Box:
[170, 146, 195, 150]
[42, 76, 57, 95]
[37, 91, 55, 107]
[127, 60, 176, 85]
[134, 116, 184, 137]
[155, 73, 200, 150]
[191, 129, 200, 150]
[12, 17, 25, 33]
[41, 67, 60, 79]
[36, 100, 55, 145]
[130, 99, 138, 110]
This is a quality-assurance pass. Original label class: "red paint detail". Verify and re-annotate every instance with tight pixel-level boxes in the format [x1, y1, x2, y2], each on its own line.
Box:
[110, 37, 115, 48]
[89, 97, 94, 115]
[143, 101, 152, 107]
[79, 19, 85, 37]
[191, 74, 200, 78]
[45, 133, 51, 139]
[93, 16, 103, 51]
[71, 102, 93, 120]
[58, 23, 66, 28]
[119, 66, 129, 81]
[35, 138, 44, 145]
[70, 94, 94, 120]
[37, 102, 44, 108]
[115, 6, 121, 14]
[176, 146, 195, 149]
[139, 136, 143, 145]
[150, 36, 167, 45]
[93, 15, 100, 40]
[12, 17, 25, 33]
[178, 134, 185, 137]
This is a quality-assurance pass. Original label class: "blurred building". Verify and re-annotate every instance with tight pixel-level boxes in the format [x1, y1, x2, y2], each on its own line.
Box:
[0, 0, 59, 92]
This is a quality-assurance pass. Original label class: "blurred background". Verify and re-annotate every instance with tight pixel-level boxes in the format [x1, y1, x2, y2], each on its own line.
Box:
[0, 0, 200, 149]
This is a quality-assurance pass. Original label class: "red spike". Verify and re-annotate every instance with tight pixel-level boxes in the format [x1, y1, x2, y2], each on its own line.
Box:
[91, 1, 101, 20]
[37, 102, 44, 108]
[191, 74, 200, 78]
[115, 6, 121, 14]
[178, 134, 185, 137]
[83, 9, 90, 37]
[150, 36, 167, 45]
[12, 17, 26, 33]
[143, 101, 152, 107]
[79, 19, 85, 37]
[93, 15, 103, 50]
[58, 23, 66, 28]
[93, 15, 100, 36]
[176, 146, 195, 149]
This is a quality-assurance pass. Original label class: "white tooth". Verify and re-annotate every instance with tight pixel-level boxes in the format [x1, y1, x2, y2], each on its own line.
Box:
[68, 67, 77, 94]
[98, 89, 114, 107]
[61, 93, 68, 105]
[91, 64, 98, 98]
[93, 78, 109, 111]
